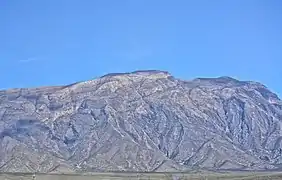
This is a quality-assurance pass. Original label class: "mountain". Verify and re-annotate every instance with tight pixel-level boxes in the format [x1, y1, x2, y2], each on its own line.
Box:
[0, 70, 282, 173]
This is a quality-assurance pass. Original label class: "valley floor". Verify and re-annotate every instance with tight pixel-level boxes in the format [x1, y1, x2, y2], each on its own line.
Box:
[1, 172, 282, 180]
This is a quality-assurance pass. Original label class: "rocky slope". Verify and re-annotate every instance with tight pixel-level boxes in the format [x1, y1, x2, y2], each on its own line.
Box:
[0, 70, 282, 173]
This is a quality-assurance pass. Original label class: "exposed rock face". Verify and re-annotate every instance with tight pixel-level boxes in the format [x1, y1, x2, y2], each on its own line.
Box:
[0, 70, 281, 173]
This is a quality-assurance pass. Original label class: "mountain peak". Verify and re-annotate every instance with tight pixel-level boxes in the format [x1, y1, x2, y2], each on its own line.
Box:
[100, 70, 172, 79]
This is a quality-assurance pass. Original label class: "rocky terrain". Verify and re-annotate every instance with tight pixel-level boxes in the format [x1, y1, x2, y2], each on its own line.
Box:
[0, 70, 281, 173]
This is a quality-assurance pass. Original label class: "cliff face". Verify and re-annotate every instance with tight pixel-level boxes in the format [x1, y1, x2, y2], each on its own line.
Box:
[0, 70, 281, 173]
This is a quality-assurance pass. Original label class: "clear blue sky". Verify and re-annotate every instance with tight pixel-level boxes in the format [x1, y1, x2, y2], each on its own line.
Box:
[0, 0, 281, 97]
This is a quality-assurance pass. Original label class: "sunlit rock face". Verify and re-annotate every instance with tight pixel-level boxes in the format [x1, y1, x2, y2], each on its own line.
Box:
[0, 70, 281, 173]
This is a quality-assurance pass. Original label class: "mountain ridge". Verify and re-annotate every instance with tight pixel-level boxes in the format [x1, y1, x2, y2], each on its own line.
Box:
[0, 70, 276, 97]
[0, 70, 281, 173]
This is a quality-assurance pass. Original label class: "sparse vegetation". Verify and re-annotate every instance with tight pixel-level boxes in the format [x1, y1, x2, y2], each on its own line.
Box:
[1, 172, 282, 180]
